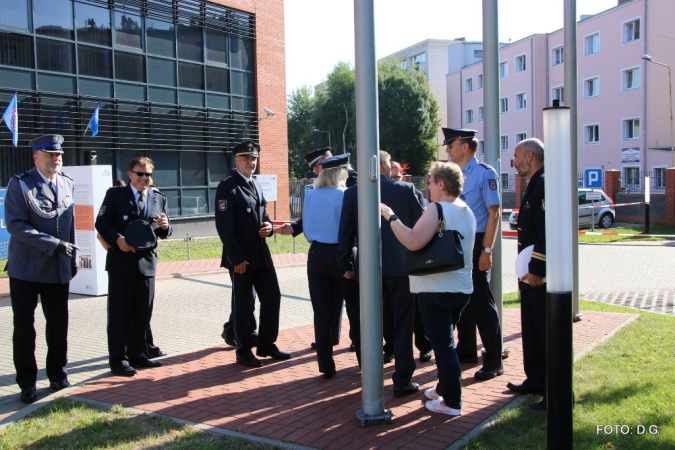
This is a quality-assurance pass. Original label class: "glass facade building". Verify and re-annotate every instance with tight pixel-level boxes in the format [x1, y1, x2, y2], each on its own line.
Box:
[0, 0, 259, 218]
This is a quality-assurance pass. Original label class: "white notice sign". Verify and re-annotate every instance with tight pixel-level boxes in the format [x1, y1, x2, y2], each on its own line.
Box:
[254, 174, 278, 202]
[586, 190, 603, 201]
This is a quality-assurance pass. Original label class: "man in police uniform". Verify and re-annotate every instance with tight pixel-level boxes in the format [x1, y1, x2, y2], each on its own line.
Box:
[444, 127, 504, 381]
[507, 138, 547, 411]
[96, 157, 172, 377]
[216, 141, 290, 368]
[5, 134, 78, 403]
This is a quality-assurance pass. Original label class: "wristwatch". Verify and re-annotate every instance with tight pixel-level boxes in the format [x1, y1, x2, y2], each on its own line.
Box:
[388, 214, 399, 223]
[483, 246, 492, 254]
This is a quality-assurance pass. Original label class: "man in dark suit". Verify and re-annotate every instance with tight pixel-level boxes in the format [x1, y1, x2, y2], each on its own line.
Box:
[95, 157, 172, 377]
[338, 150, 424, 397]
[215, 141, 291, 368]
[507, 138, 547, 412]
[5, 134, 78, 403]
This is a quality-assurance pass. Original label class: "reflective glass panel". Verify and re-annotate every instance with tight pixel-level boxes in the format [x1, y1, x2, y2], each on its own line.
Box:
[177, 24, 203, 62]
[178, 62, 204, 90]
[78, 45, 112, 78]
[181, 152, 206, 186]
[147, 18, 175, 57]
[38, 73, 75, 93]
[75, 2, 111, 46]
[149, 86, 177, 104]
[114, 10, 142, 49]
[179, 90, 204, 107]
[207, 152, 229, 186]
[181, 109, 206, 151]
[37, 39, 75, 73]
[151, 107, 179, 150]
[115, 51, 145, 82]
[116, 82, 146, 100]
[230, 36, 253, 71]
[181, 188, 208, 215]
[230, 71, 254, 97]
[0, 0, 30, 31]
[0, 67, 35, 90]
[79, 78, 113, 98]
[148, 150, 179, 187]
[206, 66, 229, 93]
[162, 189, 180, 217]
[205, 29, 227, 65]
[207, 93, 230, 110]
[148, 57, 176, 86]
[0, 32, 34, 68]
[34, 0, 73, 40]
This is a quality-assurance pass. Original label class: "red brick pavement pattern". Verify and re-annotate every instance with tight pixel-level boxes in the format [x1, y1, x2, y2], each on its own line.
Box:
[73, 309, 632, 449]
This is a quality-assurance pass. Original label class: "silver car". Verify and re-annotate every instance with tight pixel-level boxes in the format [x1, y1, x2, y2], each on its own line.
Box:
[508, 188, 615, 230]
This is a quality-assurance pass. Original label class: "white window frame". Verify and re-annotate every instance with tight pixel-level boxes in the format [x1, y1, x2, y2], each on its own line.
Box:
[500, 173, 510, 191]
[515, 91, 527, 111]
[500, 134, 509, 152]
[652, 166, 667, 190]
[474, 49, 483, 59]
[465, 77, 473, 93]
[583, 76, 600, 99]
[584, 31, 600, 56]
[400, 59, 409, 69]
[622, 17, 641, 44]
[477, 73, 483, 89]
[412, 53, 426, 64]
[622, 165, 641, 190]
[500, 96, 509, 114]
[477, 105, 484, 121]
[515, 132, 527, 143]
[499, 60, 508, 79]
[622, 117, 640, 141]
[465, 108, 474, 124]
[551, 45, 564, 66]
[551, 85, 564, 105]
[584, 123, 600, 145]
[478, 139, 485, 155]
[515, 53, 527, 73]
[621, 66, 640, 91]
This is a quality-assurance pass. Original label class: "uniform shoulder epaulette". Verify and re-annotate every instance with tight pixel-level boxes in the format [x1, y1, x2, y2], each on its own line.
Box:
[59, 171, 74, 181]
[150, 186, 167, 197]
[477, 161, 492, 170]
[14, 172, 29, 180]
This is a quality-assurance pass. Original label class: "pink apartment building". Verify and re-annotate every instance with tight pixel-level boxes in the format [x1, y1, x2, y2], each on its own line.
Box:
[446, 0, 675, 193]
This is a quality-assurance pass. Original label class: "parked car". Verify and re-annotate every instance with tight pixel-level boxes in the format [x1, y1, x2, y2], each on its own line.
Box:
[508, 188, 615, 230]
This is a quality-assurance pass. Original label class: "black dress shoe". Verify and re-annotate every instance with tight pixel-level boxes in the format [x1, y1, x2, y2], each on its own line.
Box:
[350, 343, 356, 352]
[475, 367, 505, 380]
[111, 366, 137, 377]
[130, 358, 162, 368]
[530, 400, 547, 411]
[20, 386, 37, 404]
[257, 346, 291, 361]
[49, 379, 72, 391]
[394, 382, 420, 398]
[236, 350, 262, 368]
[507, 381, 543, 394]
[222, 331, 238, 347]
[148, 351, 168, 359]
[323, 370, 336, 379]
[310, 342, 317, 350]
[420, 351, 432, 363]
[383, 352, 394, 364]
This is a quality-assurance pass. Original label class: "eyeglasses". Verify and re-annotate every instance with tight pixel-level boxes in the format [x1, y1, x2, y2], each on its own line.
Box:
[132, 171, 153, 178]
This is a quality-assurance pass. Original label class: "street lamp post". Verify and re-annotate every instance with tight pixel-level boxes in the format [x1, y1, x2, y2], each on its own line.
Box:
[312, 128, 331, 149]
[642, 54, 675, 167]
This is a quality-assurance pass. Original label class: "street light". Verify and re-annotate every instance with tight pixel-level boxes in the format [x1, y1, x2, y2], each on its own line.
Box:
[642, 54, 675, 167]
[312, 128, 331, 148]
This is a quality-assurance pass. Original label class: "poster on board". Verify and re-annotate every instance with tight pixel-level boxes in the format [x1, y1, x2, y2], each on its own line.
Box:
[253, 174, 278, 201]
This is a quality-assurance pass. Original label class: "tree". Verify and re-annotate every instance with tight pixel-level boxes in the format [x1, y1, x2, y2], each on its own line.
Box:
[287, 85, 316, 179]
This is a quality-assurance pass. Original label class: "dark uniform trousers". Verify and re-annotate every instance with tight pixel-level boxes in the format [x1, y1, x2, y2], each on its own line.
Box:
[307, 242, 361, 374]
[11, 278, 69, 389]
[456, 233, 503, 369]
[382, 276, 416, 388]
[520, 282, 547, 393]
[224, 270, 257, 340]
[383, 296, 431, 357]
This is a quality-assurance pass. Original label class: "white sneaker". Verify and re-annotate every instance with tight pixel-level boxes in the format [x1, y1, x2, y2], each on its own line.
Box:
[424, 386, 440, 400]
[426, 398, 462, 416]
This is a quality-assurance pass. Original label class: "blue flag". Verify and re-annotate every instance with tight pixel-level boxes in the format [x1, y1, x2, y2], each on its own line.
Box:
[88, 98, 102, 137]
[2, 92, 18, 147]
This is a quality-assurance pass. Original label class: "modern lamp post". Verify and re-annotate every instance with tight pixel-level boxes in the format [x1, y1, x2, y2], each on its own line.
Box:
[642, 54, 675, 167]
[312, 128, 331, 148]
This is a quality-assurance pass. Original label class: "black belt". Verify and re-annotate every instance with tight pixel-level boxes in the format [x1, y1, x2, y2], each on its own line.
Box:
[311, 241, 337, 247]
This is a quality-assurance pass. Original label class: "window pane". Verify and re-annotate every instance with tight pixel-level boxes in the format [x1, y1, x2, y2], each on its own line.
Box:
[151, 107, 179, 150]
[79, 78, 113, 97]
[206, 29, 227, 65]
[181, 152, 206, 186]
[0, 67, 35, 90]
[118, 104, 148, 147]
[147, 18, 175, 57]
[149, 86, 177, 104]
[0, 0, 30, 31]
[182, 109, 206, 151]
[37, 39, 75, 73]
[206, 66, 229, 93]
[148, 57, 176, 86]
[182, 188, 208, 215]
[116, 82, 146, 100]
[178, 62, 204, 90]
[0, 32, 34, 68]
[230, 36, 253, 70]
[162, 188, 180, 217]
[114, 10, 142, 49]
[148, 150, 179, 187]
[231, 71, 254, 97]
[116, 149, 140, 183]
[207, 93, 230, 109]
[177, 24, 203, 62]
[78, 45, 112, 78]
[38, 73, 75, 93]
[231, 95, 254, 112]
[75, 2, 111, 46]
[115, 51, 145, 82]
[208, 152, 229, 185]
[34, 0, 73, 40]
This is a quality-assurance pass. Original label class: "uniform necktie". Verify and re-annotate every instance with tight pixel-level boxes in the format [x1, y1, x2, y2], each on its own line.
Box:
[249, 180, 258, 199]
[137, 192, 145, 218]
[48, 181, 56, 198]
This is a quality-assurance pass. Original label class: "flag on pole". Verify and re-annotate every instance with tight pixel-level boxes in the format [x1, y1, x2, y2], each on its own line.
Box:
[2, 92, 18, 147]
[87, 98, 102, 137]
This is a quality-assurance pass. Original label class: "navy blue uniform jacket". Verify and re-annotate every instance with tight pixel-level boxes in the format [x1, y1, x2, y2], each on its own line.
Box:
[517, 167, 546, 289]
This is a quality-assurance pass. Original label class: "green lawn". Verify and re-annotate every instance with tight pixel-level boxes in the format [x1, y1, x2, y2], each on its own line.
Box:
[468, 296, 675, 449]
[578, 223, 675, 244]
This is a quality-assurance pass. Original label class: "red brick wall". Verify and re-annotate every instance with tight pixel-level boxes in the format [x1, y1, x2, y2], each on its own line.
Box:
[514, 175, 527, 209]
[666, 168, 675, 225]
[210, 0, 289, 220]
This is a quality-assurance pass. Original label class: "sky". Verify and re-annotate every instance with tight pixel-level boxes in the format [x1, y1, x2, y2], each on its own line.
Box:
[284, 0, 619, 95]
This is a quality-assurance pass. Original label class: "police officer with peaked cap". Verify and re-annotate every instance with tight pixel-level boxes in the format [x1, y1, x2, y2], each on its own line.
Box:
[444, 127, 504, 381]
[215, 141, 291, 367]
[95, 156, 172, 377]
[5, 134, 78, 403]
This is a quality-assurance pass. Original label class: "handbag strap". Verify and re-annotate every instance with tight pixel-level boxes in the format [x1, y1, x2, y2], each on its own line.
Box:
[433, 202, 464, 240]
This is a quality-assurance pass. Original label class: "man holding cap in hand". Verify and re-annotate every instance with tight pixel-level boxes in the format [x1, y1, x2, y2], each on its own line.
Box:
[5, 134, 78, 403]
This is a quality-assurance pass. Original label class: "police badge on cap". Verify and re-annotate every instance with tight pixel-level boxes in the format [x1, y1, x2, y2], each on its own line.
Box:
[441, 128, 477, 146]
[29, 134, 65, 154]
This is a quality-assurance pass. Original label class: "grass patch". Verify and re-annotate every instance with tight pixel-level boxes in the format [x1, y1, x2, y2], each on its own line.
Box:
[467, 300, 675, 449]
[578, 223, 675, 244]
[0, 398, 275, 450]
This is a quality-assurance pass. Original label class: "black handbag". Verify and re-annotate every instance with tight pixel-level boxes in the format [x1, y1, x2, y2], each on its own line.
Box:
[405, 202, 465, 276]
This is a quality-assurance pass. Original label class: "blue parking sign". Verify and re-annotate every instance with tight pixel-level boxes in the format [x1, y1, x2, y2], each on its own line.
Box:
[585, 169, 603, 188]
